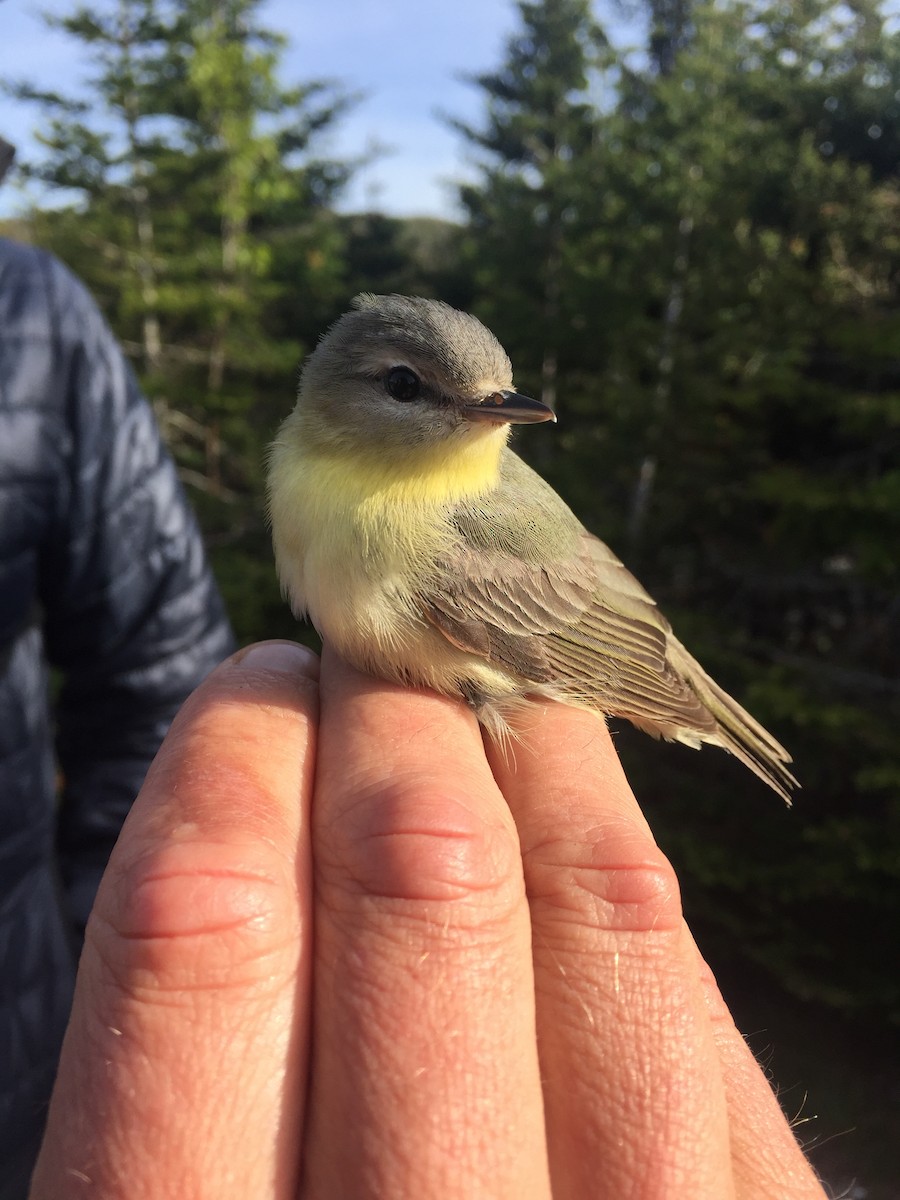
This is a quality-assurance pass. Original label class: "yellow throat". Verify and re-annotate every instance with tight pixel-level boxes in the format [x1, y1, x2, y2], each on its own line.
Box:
[267, 410, 509, 629]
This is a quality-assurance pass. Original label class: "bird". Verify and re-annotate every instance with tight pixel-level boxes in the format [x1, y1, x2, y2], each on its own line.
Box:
[268, 294, 796, 803]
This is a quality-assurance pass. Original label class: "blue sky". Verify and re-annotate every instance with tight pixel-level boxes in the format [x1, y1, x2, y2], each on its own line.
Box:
[1, 0, 534, 218]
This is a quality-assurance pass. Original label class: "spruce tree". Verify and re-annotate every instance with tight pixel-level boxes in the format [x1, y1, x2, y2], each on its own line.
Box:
[453, 0, 608, 415]
[455, 0, 900, 1036]
[5, 0, 355, 639]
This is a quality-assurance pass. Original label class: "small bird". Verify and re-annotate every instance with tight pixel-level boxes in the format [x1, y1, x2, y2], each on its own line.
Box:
[268, 294, 796, 802]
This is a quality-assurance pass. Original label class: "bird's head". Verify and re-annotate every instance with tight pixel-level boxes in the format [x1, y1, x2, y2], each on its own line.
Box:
[291, 294, 555, 460]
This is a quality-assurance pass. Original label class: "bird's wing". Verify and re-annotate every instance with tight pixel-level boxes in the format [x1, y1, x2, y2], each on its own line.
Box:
[423, 450, 796, 800]
[425, 449, 712, 730]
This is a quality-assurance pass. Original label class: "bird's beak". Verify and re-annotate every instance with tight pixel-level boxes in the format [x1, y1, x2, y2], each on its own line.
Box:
[462, 389, 557, 425]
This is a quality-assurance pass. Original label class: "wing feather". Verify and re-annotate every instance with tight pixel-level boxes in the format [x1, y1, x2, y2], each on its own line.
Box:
[421, 449, 796, 801]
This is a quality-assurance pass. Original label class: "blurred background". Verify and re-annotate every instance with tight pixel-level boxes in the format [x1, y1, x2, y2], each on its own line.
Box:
[2, 0, 898, 1193]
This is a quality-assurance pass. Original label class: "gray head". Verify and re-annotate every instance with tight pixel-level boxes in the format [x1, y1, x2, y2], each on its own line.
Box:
[294, 294, 553, 456]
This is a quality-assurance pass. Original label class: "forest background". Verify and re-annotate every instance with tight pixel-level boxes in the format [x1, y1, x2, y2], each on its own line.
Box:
[2, 0, 899, 1193]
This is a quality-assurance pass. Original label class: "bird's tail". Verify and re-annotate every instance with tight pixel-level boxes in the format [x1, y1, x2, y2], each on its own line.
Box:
[668, 639, 798, 806]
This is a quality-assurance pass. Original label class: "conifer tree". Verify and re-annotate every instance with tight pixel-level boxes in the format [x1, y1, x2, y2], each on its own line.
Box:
[453, 0, 608, 414]
[455, 0, 900, 1030]
[6, 0, 355, 637]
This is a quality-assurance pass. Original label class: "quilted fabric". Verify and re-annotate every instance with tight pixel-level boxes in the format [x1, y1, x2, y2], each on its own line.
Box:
[0, 238, 235, 1194]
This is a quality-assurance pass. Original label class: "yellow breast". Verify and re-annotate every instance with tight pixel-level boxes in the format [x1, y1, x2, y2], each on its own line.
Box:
[267, 418, 508, 670]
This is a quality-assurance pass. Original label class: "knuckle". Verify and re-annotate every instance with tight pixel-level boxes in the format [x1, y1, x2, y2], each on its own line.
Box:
[89, 836, 300, 998]
[525, 815, 683, 935]
[318, 779, 521, 910]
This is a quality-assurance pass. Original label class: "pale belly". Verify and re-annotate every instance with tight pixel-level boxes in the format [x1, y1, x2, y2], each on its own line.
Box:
[274, 515, 517, 707]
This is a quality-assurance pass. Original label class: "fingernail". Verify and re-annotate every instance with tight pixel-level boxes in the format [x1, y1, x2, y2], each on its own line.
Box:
[234, 640, 320, 678]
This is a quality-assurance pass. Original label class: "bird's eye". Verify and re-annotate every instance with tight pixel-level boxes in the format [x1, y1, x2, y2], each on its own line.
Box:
[385, 366, 421, 402]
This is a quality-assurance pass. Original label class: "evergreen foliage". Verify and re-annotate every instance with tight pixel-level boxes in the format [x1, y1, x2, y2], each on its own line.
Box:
[456, 0, 900, 1033]
[6, 0, 356, 638]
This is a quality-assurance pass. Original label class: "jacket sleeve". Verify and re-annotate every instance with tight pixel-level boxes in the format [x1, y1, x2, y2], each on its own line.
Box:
[38, 256, 236, 931]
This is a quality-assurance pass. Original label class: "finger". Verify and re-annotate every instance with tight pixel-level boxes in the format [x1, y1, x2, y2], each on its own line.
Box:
[690, 944, 826, 1198]
[488, 705, 734, 1200]
[301, 648, 551, 1200]
[31, 642, 319, 1200]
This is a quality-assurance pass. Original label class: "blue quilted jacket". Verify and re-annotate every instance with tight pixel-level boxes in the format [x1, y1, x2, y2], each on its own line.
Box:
[0, 238, 234, 1194]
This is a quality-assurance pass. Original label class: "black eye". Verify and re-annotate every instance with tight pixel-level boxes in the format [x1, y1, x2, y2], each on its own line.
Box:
[385, 366, 421, 402]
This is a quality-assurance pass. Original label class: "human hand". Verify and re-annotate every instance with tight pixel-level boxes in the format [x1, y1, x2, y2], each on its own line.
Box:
[30, 642, 824, 1198]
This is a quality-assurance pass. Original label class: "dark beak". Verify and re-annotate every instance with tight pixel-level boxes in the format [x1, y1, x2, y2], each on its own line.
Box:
[463, 389, 556, 425]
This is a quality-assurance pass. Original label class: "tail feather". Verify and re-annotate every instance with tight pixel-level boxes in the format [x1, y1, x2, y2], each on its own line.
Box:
[668, 640, 798, 806]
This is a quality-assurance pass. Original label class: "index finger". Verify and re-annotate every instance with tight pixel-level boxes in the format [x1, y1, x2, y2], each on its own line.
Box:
[31, 642, 319, 1200]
